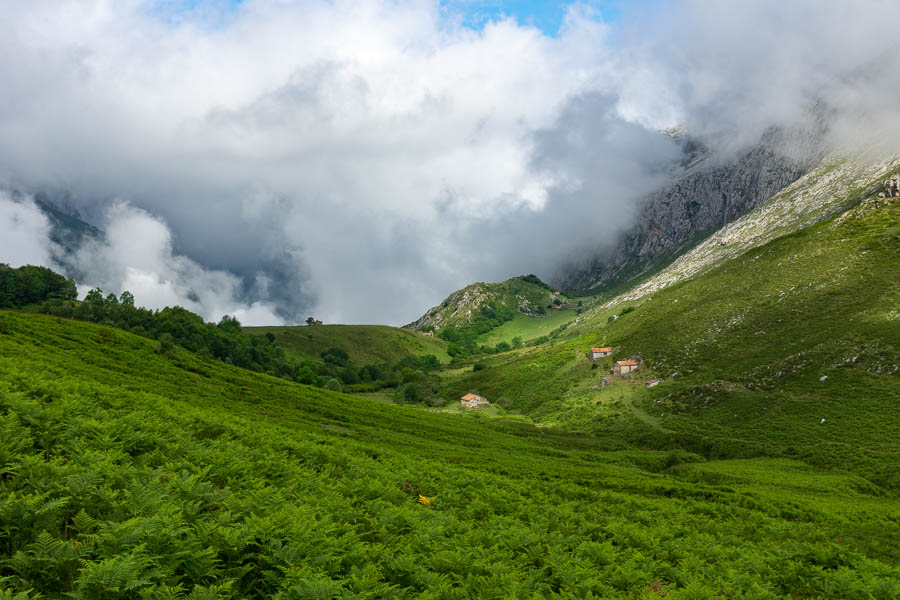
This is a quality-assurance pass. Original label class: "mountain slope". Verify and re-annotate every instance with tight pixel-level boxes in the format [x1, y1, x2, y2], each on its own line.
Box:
[440, 166, 900, 490]
[2, 311, 899, 597]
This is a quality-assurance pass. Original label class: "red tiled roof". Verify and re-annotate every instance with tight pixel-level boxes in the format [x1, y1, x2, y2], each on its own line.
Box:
[616, 360, 638, 366]
[591, 347, 611, 352]
[461, 393, 485, 401]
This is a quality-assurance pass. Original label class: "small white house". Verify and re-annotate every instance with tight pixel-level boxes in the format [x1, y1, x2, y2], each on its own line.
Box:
[590, 347, 612, 360]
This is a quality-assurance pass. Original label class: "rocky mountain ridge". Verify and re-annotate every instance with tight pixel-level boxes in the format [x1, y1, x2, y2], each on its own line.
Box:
[592, 150, 900, 312]
[558, 124, 828, 291]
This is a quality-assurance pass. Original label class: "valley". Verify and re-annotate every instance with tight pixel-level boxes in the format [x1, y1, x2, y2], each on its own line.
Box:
[2, 155, 898, 598]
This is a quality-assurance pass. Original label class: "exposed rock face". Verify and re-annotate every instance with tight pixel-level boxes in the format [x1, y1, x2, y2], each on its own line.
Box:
[592, 152, 900, 310]
[557, 125, 828, 291]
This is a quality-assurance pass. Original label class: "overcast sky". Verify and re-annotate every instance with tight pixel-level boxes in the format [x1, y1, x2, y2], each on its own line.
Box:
[1, 0, 898, 325]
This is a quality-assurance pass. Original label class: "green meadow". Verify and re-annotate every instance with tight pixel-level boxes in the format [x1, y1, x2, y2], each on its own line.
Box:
[475, 310, 578, 346]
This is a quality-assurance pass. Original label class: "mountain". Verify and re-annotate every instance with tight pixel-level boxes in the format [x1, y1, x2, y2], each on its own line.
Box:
[438, 153, 900, 490]
[404, 274, 565, 332]
[558, 123, 827, 292]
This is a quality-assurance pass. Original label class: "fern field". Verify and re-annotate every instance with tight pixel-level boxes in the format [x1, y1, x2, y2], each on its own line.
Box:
[1, 310, 899, 599]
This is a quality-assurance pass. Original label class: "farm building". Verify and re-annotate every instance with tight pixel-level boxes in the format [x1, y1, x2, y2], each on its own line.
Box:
[460, 393, 489, 409]
[421, 330, 434, 337]
[613, 359, 640, 376]
[645, 379, 660, 388]
[590, 347, 612, 360]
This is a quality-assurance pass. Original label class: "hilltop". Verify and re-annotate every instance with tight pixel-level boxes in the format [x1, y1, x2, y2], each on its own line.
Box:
[404, 274, 565, 332]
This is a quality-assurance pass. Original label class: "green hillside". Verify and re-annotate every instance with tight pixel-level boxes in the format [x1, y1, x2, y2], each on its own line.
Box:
[245, 324, 452, 365]
[475, 309, 578, 347]
[439, 187, 900, 490]
[2, 311, 900, 598]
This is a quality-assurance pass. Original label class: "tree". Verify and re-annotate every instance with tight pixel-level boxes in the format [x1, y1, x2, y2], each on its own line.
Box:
[403, 383, 421, 403]
[119, 291, 135, 306]
[306, 317, 315, 325]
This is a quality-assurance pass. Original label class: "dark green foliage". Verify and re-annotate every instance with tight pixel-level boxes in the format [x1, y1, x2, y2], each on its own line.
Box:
[618, 306, 635, 317]
[519, 273, 552, 290]
[0, 264, 76, 308]
[320, 346, 350, 367]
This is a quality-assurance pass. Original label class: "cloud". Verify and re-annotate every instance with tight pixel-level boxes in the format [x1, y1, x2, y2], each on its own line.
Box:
[66, 203, 285, 326]
[0, 1, 898, 325]
[0, 192, 58, 268]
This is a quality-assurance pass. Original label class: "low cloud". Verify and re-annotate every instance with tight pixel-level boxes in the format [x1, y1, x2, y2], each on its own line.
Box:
[0, 192, 58, 268]
[1, 1, 898, 325]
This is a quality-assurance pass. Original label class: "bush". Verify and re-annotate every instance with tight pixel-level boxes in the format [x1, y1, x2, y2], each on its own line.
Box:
[473, 362, 487, 371]
[323, 378, 343, 393]
[156, 333, 175, 355]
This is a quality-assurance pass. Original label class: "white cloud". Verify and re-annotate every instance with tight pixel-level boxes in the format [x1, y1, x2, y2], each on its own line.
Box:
[1, 0, 898, 325]
[0, 192, 57, 268]
[70, 203, 284, 325]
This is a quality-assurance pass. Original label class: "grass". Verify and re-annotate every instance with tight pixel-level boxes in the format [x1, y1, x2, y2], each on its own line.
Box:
[475, 309, 577, 346]
[244, 323, 451, 365]
[2, 310, 900, 598]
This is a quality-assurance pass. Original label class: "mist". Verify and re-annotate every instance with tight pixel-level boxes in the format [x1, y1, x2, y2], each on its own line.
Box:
[1, 0, 898, 325]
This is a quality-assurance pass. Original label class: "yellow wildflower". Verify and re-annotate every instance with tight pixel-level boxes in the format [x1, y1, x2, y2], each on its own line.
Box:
[417, 494, 436, 507]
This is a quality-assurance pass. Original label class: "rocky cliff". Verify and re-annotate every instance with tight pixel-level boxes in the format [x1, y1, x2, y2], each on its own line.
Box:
[557, 124, 828, 291]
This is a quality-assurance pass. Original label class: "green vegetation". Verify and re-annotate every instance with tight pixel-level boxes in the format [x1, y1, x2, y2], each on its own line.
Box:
[245, 324, 448, 401]
[476, 309, 577, 347]
[0, 264, 76, 308]
[440, 196, 900, 492]
[2, 310, 899, 598]
[36, 289, 300, 382]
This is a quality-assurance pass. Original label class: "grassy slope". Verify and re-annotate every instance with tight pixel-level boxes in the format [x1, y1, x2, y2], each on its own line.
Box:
[440, 196, 900, 489]
[244, 324, 451, 365]
[475, 309, 577, 346]
[2, 312, 899, 598]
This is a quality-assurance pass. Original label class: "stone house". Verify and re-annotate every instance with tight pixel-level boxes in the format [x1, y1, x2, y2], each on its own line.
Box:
[460, 393, 489, 409]
[883, 175, 900, 198]
[590, 347, 612, 360]
[645, 379, 659, 388]
[613, 359, 640, 376]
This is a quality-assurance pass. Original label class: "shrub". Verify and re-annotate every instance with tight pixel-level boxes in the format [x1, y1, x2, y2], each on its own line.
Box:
[323, 378, 343, 393]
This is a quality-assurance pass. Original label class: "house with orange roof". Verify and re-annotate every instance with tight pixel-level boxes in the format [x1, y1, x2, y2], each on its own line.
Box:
[590, 347, 612, 360]
[460, 393, 489, 409]
[613, 359, 640, 376]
